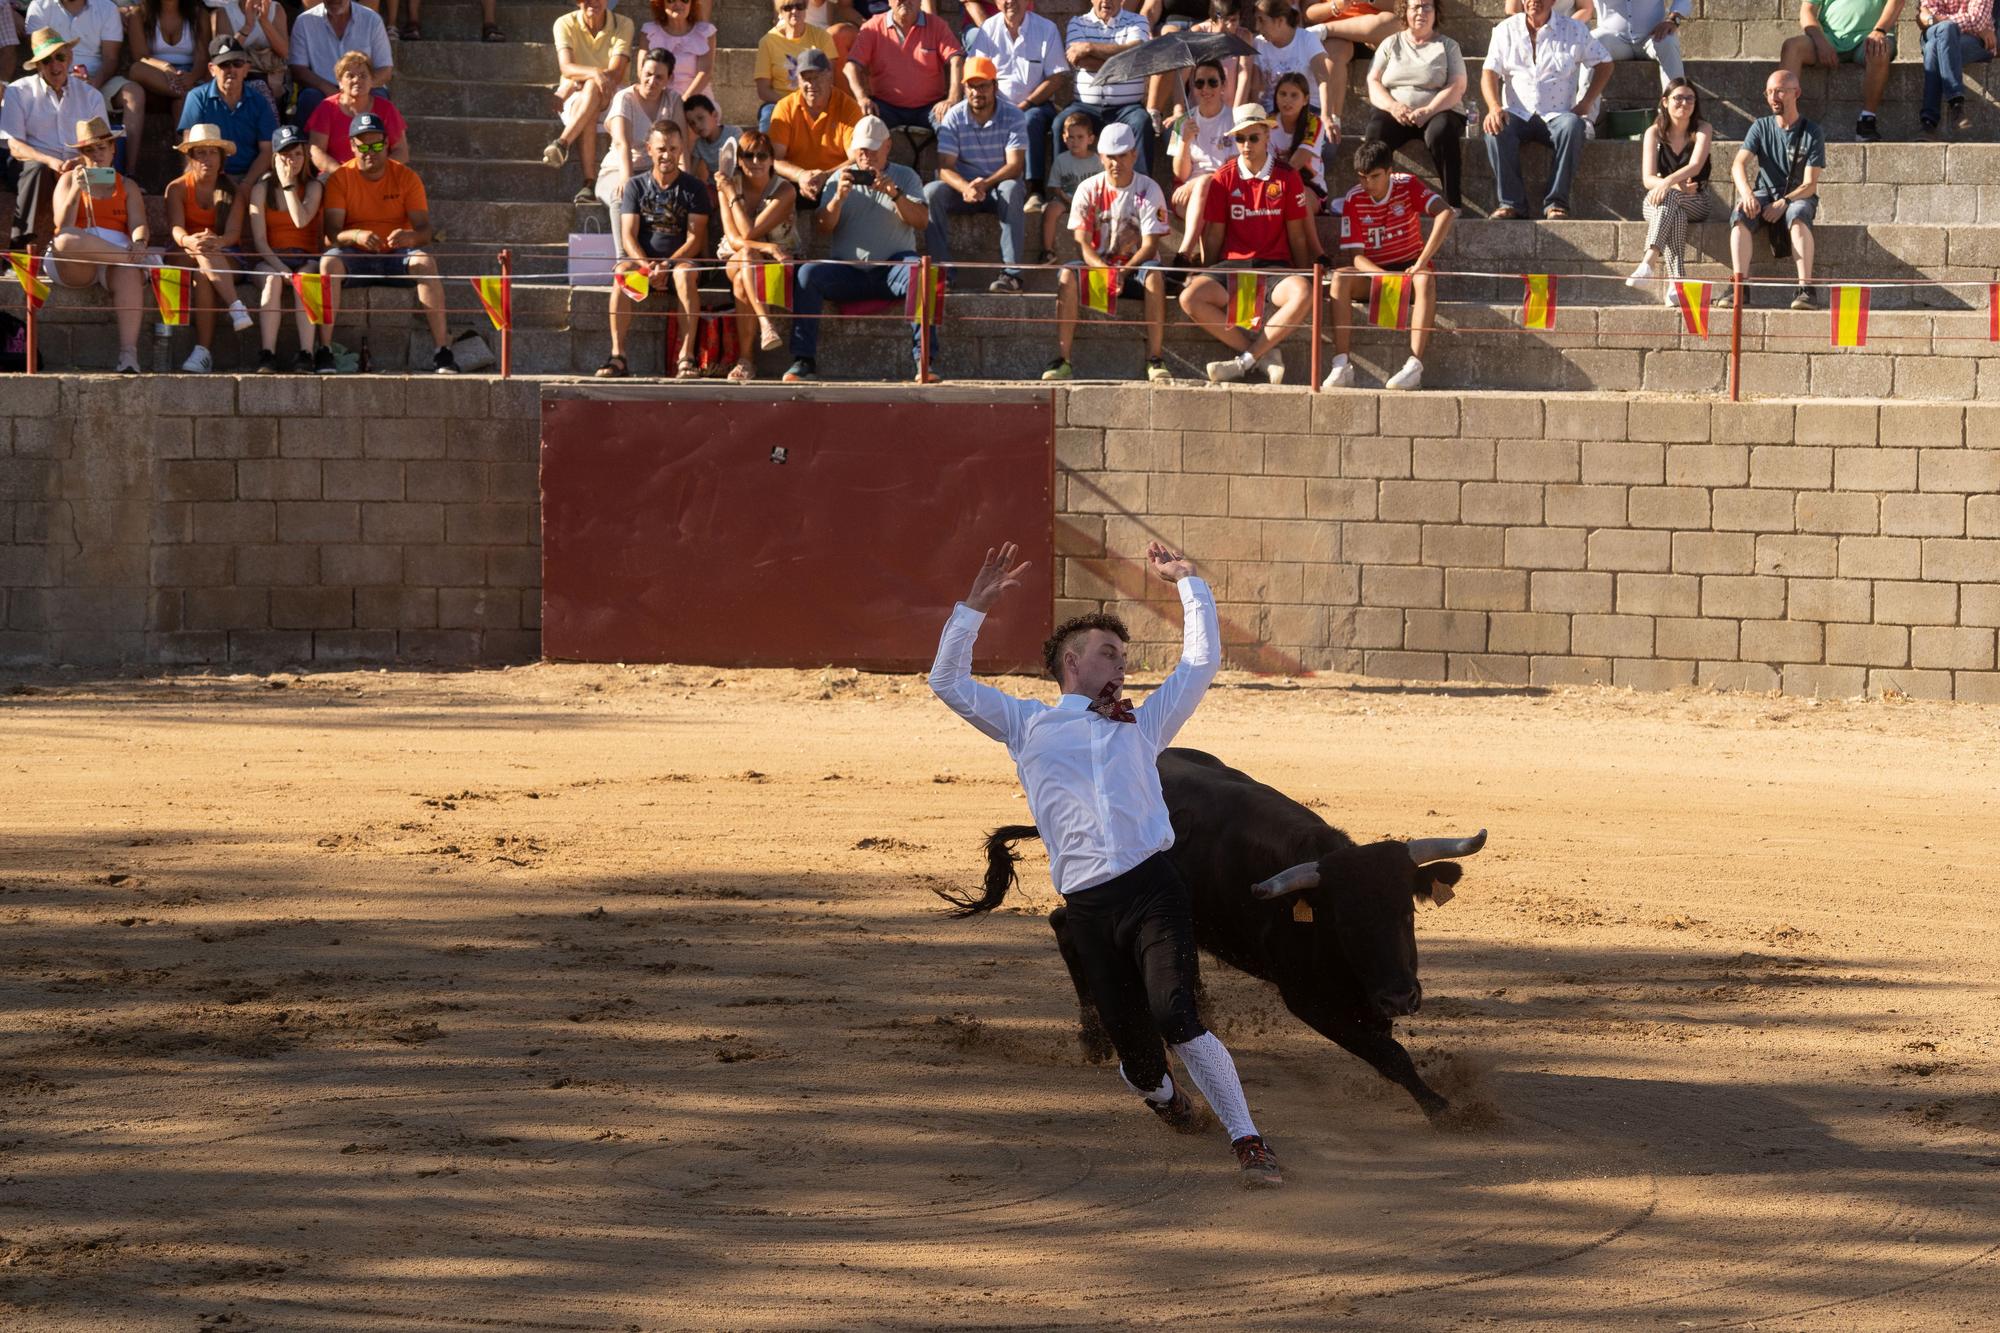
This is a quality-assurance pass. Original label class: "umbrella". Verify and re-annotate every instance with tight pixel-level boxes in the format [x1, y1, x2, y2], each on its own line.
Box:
[1094, 29, 1257, 86]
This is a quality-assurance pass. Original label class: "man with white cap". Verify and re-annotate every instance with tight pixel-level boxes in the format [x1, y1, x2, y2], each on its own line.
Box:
[2, 28, 110, 248]
[923, 55, 1030, 294]
[784, 113, 934, 382]
[1177, 102, 1315, 384]
[1041, 118, 1173, 383]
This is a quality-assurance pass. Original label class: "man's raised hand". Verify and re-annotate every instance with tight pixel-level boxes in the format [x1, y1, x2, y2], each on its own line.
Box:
[965, 542, 1031, 613]
[1147, 540, 1196, 583]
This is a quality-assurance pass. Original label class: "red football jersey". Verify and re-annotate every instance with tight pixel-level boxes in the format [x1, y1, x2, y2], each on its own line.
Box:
[1337, 173, 1439, 267]
[1201, 157, 1311, 263]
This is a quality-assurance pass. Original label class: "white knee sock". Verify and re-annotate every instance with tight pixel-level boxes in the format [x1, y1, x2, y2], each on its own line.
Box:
[1119, 1064, 1176, 1104]
[1172, 1031, 1258, 1142]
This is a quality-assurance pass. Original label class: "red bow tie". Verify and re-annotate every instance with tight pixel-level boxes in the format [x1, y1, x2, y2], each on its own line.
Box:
[1088, 683, 1136, 724]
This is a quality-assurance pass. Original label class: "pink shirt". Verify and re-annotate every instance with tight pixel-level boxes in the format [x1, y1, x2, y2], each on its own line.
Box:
[849, 11, 962, 108]
[1927, 0, 1994, 29]
[638, 19, 715, 96]
[306, 96, 408, 165]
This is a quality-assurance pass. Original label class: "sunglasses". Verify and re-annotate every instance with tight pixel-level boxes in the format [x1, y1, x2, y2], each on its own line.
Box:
[1192, 77, 1222, 88]
[354, 140, 389, 154]
[779, 2, 806, 9]
[217, 59, 249, 70]
[742, 150, 773, 161]
[1232, 132, 1266, 145]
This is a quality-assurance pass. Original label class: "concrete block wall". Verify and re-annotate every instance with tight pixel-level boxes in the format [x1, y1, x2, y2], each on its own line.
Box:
[1051, 387, 2000, 704]
[0, 376, 542, 668]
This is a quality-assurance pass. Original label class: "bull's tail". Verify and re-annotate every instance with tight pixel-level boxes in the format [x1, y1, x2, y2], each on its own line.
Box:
[936, 824, 1042, 917]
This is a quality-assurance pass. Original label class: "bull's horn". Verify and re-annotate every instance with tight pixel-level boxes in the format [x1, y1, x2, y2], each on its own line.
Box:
[1408, 830, 1487, 866]
[1250, 861, 1320, 900]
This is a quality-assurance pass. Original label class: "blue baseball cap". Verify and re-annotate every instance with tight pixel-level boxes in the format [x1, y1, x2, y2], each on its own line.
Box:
[349, 113, 388, 140]
[271, 124, 306, 153]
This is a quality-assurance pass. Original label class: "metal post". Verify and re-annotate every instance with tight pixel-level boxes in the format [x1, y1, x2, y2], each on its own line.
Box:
[1309, 260, 1325, 392]
[916, 256, 933, 384]
[1728, 273, 1743, 403]
[24, 244, 39, 376]
[499, 248, 513, 379]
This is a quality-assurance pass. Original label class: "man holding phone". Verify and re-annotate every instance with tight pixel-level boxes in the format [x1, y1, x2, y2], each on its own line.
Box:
[783, 113, 936, 383]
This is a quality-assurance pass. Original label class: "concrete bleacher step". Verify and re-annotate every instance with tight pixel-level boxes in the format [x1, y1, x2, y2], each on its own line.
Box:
[405, 114, 560, 161]
[395, 73, 548, 119]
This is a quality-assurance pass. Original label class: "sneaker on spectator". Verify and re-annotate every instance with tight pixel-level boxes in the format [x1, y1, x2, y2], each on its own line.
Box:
[989, 272, 1023, 294]
[758, 318, 782, 351]
[181, 345, 213, 373]
[1206, 354, 1248, 383]
[783, 357, 817, 382]
[1625, 256, 1653, 289]
[292, 349, 316, 373]
[572, 185, 597, 204]
[314, 345, 339, 374]
[1041, 356, 1073, 380]
[1920, 117, 1942, 140]
[1385, 355, 1424, 390]
[1256, 348, 1285, 385]
[1145, 357, 1171, 383]
[1952, 97, 1973, 131]
[543, 139, 568, 168]
[1319, 354, 1356, 390]
[115, 349, 141, 374]
[229, 300, 255, 333]
[256, 348, 278, 374]
[433, 345, 460, 374]
[1790, 285, 1816, 311]
[1856, 112, 1879, 140]
[1024, 191, 1046, 215]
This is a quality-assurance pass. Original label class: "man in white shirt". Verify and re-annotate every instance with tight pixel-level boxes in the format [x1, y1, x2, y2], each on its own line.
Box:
[22, 0, 142, 162]
[964, 0, 1070, 210]
[2, 28, 109, 248]
[1480, 0, 1611, 219]
[290, 0, 394, 127]
[929, 540, 1284, 1189]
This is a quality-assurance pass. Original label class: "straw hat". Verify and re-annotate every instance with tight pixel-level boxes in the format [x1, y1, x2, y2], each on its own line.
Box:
[70, 116, 122, 149]
[24, 27, 78, 70]
[175, 123, 238, 157]
[1226, 103, 1278, 136]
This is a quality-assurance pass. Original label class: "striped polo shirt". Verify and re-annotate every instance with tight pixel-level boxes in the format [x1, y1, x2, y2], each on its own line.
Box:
[1066, 8, 1152, 108]
[936, 98, 1029, 179]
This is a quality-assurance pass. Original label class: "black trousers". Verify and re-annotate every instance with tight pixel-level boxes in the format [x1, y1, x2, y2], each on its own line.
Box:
[6, 160, 56, 249]
[1063, 851, 1206, 1093]
[1361, 108, 1466, 208]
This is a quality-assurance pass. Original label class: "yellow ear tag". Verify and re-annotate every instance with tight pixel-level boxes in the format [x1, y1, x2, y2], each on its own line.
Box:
[1292, 900, 1314, 923]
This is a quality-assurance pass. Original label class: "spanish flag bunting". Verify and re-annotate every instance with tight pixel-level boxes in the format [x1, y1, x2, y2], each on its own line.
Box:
[615, 269, 650, 302]
[472, 273, 511, 330]
[904, 264, 946, 325]
[6, 250, 48, 311]
[1674, 279, 1712, 338]
[1083, 265, 1118, 317]
[293, 271, 330, 326]
[1368, 272, 1411, 331]
[1830, 285, 1869, 347]
[1989, 282, 1999, 342]
[1229, 270, 1264, 330]
[757, 261, 793, 312]
[150, 265, 190, 327]
[1521, 273, 1557, 330]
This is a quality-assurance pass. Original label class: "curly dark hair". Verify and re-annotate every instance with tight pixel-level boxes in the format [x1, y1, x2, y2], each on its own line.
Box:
[1042, 612, 1129, 684]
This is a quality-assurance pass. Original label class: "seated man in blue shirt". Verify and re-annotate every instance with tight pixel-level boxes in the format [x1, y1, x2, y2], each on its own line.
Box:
[923, 55, 1029, 293]
[927, 539, 1285, 1190]
[178, 36, 277, 182]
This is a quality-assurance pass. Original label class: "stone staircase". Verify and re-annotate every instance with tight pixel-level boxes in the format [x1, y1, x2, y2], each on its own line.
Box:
[9, 0, 2000, 397]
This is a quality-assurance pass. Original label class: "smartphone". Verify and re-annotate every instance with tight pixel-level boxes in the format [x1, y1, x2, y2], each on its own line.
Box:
[85, 166, 117, 189]
[845, 167, 876, 188]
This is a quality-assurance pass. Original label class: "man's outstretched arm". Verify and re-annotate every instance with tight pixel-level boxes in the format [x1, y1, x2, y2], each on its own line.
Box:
[928, 542, 1039, 747]
[1135, 541, 1220, 750]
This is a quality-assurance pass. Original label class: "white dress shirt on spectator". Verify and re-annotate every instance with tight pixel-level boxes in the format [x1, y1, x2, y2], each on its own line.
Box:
[0, 70, 109, 159]
[292, 1, 394, 87]
[1484, 12, 1610, 121]
[966, 8, 1070, 103]
[24, 0, 124, 81]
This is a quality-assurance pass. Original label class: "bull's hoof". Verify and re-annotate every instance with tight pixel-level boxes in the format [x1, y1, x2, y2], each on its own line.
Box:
[1076, 1009, 1116, 1064]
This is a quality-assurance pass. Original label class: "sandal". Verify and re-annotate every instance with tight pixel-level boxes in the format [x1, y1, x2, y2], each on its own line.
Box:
[400, 21, 422, 40]
[595, 354, 628, 378]
[727, 359, 755, 382]
[676, 356, 700, 379]
[1544, 205, 1570, 220]
[482, 23, 505, 41]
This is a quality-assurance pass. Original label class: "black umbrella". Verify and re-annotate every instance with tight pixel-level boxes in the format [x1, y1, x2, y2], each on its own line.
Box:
[1094, 29, 1257, 86]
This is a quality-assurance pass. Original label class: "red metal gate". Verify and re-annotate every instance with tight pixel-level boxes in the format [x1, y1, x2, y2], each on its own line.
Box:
[540, 386, 1055, 671]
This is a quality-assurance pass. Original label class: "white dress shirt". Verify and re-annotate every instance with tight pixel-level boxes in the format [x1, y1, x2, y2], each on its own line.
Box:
[965, 11, 1069, 105]
[929, 577, 1220, 896]
[290, 3, 394, 84]
[1485, 12, 1610, 121]
[24, 0, 125, 81]
[0, 71, 109, 159]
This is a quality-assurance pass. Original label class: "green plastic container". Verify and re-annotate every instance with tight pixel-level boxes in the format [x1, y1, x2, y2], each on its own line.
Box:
[1598, 108, 1653, 141]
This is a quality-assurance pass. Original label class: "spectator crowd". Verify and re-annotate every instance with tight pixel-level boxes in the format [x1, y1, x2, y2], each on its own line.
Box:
[0, 0, 1983, 381]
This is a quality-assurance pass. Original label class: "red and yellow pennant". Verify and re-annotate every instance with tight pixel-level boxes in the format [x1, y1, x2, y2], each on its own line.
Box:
[150, 265, 190, 327]
[293, 271, 329, 326]
[1229, 270, 1264, 330]
[615, 268, 651, 302]
[1521, 273, 1557, 330]
[757, 261, 793, 312]
[1368, 272, 1411, 331]
[6, 250, 49, 312]
[1830, 285, 1868, 347]
[1674, 279, 1712, 338]
[1988, 282, 1999, 342]
[1083, 265, 1119, 317]
[472, 273, 510, 330]
[905, 264, 946, 325]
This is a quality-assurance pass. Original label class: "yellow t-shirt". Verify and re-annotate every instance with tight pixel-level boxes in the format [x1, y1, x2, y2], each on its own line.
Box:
[553, 9, 634, 71]
[755, 24, 838, 90]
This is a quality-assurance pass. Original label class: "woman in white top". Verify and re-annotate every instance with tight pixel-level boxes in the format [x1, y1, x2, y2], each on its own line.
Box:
[125, 0, 208, 140]
[1251, 0, 1334, 133]
[718, 130, 801, 380]
[594, 48, 689, 213]
[640, 0, 715, 100]
[1271, 70, 1332, 205]
[1168, 58, 1234, 258]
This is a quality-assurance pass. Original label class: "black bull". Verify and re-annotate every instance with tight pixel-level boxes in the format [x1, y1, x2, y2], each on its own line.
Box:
[939, 747, 1486, 1122]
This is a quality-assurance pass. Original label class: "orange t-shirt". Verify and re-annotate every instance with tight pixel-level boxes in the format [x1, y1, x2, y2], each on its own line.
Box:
[81, 178, 133, 236]
[260, 180, 325, 252]
[177, 170, 225, 233]
[769, 85, 861, 174]
[323, 158, 429, 245]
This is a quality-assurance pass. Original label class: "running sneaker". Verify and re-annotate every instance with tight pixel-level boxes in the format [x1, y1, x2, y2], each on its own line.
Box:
[988, 272, 1023, 294]
[1256, 348, 1285, 385]
[543, 139, 568, 168]
[1320, 356, 1356, 390]
[1145, 357, 1171, 383]
[782, 357, 817, 382]
[432, 345, 460, 374]
[1233, 1134, 1284, 1188]
[314, 345, 338, 375]
[1206, 355, 1247, 384]
[292, 349, 317, 374]
[1790, 285, 1816, 311]
[1148, 1086, 1208, 1135]
[180, 345, 213, 374]
[1625, 256, 1654, 289]
[1041, 356, 1073, 381]
[255, 348, 278, 374]
[228, 300, 255, 333]
[1385, 355, 1424, 391]
[115, 349, 141, 375]
[1856, 113, 1880, 141]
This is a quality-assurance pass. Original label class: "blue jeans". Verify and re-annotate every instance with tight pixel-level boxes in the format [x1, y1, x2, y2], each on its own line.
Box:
[923, 177, 1027, 278]
[1054, 101, 1152, 177]
[876, 101, 940, 132]
[1922, 21, 1994, 122]
[758, 102, 776, 133]
[1485, 111, 1586, 215]
[791, 251, 927, 367]
[1022, 101, 1058, 190]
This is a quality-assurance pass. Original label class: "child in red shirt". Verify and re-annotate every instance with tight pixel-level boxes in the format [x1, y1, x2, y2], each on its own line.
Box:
[1323, 138, 1456, 392]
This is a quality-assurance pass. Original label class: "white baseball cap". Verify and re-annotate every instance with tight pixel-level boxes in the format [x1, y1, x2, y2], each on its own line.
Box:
[852, 115, 891, 151]
[1097, 122, 1137, 157]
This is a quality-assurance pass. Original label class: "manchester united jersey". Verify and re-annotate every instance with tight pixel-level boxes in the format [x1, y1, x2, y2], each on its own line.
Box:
[1201, 157, 1311, 263]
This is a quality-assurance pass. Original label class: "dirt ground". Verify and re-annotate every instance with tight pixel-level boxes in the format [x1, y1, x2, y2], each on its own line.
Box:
[3, 663, 1999, 1331]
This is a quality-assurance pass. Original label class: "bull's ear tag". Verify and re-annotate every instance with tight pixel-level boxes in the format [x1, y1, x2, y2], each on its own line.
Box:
[1292, 900, 1314, 923]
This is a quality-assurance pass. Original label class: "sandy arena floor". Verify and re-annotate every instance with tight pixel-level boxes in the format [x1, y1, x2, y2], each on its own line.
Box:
[3, 664, 1999, 1331]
